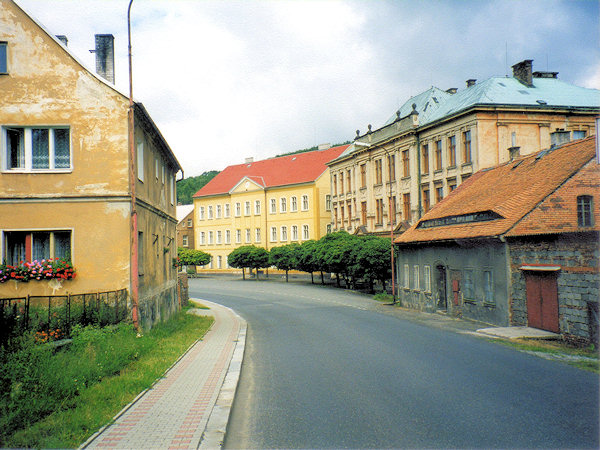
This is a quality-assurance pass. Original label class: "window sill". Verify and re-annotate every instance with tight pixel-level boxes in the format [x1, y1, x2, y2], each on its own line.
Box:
[447, 165, 457, 170]
[463, 299, 476, 305]
[434, 169, 443, 174]
[483, 302, 496, 308]
[2, 168, 73, 174]
[374, 183, 383, 188]
[401, 176, 410, 181]
[461, 162, 473, 168]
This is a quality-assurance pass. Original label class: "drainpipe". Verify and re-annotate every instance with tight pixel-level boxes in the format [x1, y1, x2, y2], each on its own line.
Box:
[127, 0, 139, 329]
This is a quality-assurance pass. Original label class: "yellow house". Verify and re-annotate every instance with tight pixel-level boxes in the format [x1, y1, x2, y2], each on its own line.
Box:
[192, 145, 348, 272]
[327, 59, 599, 235]
[0, 0, 182, 328]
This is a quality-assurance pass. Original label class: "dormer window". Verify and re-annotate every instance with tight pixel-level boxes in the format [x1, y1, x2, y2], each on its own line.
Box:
[577, 195, 593, 227]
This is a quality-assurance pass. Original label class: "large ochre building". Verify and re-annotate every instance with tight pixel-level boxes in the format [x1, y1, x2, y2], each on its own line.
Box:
[327, 59, 599, 236]
[193, 145, 347, 271]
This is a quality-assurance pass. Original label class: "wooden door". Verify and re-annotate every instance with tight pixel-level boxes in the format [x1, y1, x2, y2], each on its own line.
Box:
[525, 272, 559, 333]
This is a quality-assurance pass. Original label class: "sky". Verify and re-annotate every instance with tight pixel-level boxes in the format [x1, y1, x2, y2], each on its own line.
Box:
[16, 0, 600, 177]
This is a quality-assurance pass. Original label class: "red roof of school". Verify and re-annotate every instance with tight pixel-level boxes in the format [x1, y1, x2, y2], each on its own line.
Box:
[193, 145, 349, 197]
[396, 136, 599, 244]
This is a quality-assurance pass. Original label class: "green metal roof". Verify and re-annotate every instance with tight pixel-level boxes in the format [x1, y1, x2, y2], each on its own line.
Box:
[331, 76, 599, 164]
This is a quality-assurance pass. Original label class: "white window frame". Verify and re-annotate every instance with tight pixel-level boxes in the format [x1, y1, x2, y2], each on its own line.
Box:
[245, 228, 251, 243]
[187, 219, 192, 228]
[280, 197, 287, 213]
[216, 230, 222, 244]
[291, 196, 298, 212]
[208, 231, 214, 244]
[245, 201, 251, 216]
[200, 231, 206, 245]
[208, 205, 213, 219]
[302, 224, 309, 240]
[302, 194, 309, 211]
[236, 229, 241, 244]
[155, 157, 159, 179]
[224, 203, 231, 218]
[270, 198, 277, 214]
[182, 235, 189, 247]
[424, 265, 431, 293]
[291, 225, 298, 241]
[281, 226, 287, 241]
[255, 200, 261, 215]
[217, 255, 222, 268]
[235, 202, 241, 217]
[271, 227, 277, 242]
[199, 206, 205, 220]
[216, 204, 222, 218]
[403, 264, 410, 289]
[2, 126, 73, 173]
[413, 265, 419, 290]
[225, 230, 231, 244]
[137, 140, 144, 181]
[255, 228, 261, 243]
[325, 194, 331, 211]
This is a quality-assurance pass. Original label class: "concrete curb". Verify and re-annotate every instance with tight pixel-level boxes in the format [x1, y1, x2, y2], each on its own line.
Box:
[196, 299, 247, 450]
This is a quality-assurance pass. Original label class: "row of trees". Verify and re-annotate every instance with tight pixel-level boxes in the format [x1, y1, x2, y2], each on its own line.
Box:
[227, 231, 394, 292]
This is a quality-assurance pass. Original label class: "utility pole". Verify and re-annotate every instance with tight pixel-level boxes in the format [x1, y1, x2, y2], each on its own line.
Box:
[128, 0, 139, 329]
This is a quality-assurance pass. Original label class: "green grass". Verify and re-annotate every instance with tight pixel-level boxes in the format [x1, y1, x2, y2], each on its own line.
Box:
[190, 300, 211, 309]
[494, 338, 599, 373]
[373, 293, 395, 302]
[1, 310, 213, 448]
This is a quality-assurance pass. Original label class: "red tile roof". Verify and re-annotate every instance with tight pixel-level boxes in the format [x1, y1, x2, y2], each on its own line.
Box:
[193, 145, 348, 198]
[396, 136, 598, 244]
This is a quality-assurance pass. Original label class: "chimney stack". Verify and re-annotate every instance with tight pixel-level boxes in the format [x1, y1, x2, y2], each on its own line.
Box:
[466, 79, 476, 88]
[512, 59, 533, 87]
[245, 157, 254, 164]
[93, 34, 115, 84]
[533, 71, 558, 79]
[55, 35, 68, 46]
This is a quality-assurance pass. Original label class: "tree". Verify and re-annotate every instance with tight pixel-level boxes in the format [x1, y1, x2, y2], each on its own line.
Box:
[227, 245, 270, 280]
[352, 236, 392, 293]
[296, 240, 322, 284]
[269, 244, 299, 282]
[176, 171, 219, 205]
[176, 247, 211, 270]
[315, 231, 358, 287]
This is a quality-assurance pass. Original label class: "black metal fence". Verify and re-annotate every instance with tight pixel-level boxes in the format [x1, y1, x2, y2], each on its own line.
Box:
[0, 289, 129, 347]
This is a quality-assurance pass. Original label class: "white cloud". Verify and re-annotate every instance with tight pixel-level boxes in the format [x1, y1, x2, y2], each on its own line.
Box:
[14, 0, 600, 176]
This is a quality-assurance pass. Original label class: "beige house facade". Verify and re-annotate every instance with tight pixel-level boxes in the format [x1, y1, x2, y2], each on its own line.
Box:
[327, 60, 599, 235]
[0, 0, 182, 328]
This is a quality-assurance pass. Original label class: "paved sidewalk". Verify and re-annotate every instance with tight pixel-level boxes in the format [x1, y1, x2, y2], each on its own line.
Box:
[82, 300, 246, 450]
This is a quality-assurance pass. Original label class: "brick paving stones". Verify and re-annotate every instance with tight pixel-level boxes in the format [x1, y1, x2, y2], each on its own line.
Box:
[82, 300, 246, 450]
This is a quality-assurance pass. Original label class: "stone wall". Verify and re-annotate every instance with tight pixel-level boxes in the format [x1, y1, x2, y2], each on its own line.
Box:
[508, 232, 600, 343]
[138, 280, 179, 330]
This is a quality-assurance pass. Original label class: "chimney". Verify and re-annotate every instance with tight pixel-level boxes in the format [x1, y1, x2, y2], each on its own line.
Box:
[533, 71, 558, 79]
[508, 146, 520, 159]
[512, 59, 533, 87]
[550, 130, 571, 147]
[466, 79, 476, 88]
[318, 143, 331, 150]
[446, 88, 457, 94]
[93, 34, 115, 84]
[244, 157, 254, 164]
[55, 35, 68, 46]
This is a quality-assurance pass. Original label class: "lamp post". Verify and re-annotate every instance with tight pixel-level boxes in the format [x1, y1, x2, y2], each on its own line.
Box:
[386, 150, 396, 303]
[127, 0, 139, 329]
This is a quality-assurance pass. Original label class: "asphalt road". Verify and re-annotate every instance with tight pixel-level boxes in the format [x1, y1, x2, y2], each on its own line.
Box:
[189, 275, 599, 449]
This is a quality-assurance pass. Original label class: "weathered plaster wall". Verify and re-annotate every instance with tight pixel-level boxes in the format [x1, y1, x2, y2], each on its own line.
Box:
[396, 240, 510, 327]
[0, 201, 130, 297]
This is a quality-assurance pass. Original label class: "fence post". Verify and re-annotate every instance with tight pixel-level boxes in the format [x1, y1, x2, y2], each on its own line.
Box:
[25, 295, 30, 329]
[47, 296, 51, 336]
[115, 290, 119, 324]
[66, 293, 71, 336]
